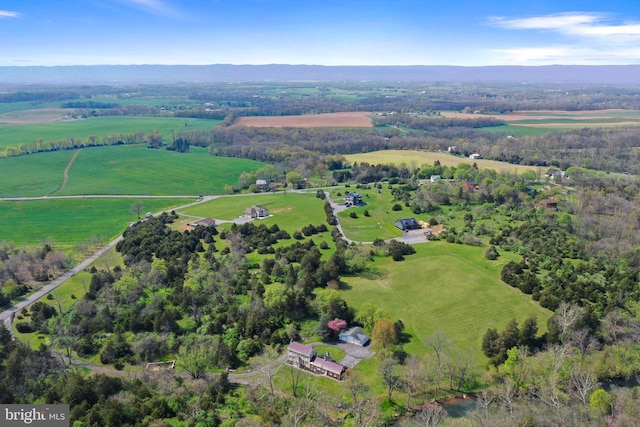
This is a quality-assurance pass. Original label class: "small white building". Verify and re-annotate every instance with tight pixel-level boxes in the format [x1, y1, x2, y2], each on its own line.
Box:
[339, 327, 370, 346]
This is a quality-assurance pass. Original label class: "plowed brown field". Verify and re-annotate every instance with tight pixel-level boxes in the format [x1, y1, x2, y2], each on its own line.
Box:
[232, 111, 373, 128]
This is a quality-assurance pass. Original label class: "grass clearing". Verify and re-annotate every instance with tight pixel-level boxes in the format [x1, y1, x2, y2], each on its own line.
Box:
[344, 150, 538, 173]
[340, 241, 551, 371]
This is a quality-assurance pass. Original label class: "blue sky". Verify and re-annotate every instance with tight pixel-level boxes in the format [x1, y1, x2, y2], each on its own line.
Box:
[1, 0, 640, 66]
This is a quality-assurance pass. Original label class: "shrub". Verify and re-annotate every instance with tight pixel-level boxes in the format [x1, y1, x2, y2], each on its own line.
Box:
[485, 245, 499, 260]
[349, 211, 358, 219]
[391, 203, 402, 211]
[363, 210, 370, 217]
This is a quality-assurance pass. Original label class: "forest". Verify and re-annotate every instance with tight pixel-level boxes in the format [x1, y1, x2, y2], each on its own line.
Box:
[4, 81, 640, 425]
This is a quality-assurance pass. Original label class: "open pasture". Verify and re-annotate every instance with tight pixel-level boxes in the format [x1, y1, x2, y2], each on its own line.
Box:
[0, 197, 187, 251]
[340, 241, 551, 370]
[344, 149, 539, 173]
[232, 112, 373, 128]
[0, 116, 220, 152]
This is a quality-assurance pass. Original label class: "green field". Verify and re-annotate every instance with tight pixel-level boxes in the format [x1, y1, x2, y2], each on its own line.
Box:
[331, 187, 403, 242]
[340, 241, 551, 371]
[479, 124, 555, 136]
[179, 192, 327, 230]
[0, 145, 264, 197]
[344, 150, 539, 173]
[0, 150, 76, 197]
[0, 197, 187, 251]
[0, 116, 220, 151]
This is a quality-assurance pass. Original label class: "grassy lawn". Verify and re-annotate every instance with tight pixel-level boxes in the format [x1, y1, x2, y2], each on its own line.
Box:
[0, 197, 187, 251]
[344, 150, 539, 173]
[0, 116, 220, 152]
[312, 345, 347, 362]
[331, 187, 403, 242]
[179, 192, 327, 231]
[339, 241, 552, 372]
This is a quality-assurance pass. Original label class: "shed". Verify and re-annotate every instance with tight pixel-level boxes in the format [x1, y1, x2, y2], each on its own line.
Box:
[339, 327, 370, 346]
[192, 218, 215, 227]
[245, 205, 270, 218]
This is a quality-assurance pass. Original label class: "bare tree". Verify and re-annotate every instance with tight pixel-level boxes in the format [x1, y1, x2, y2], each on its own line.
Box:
[569, 364, 597, 422]
[404, 355, 426, 410]
[556, 302, 582, 342]
[130, 201, 144, 219]
[412, 403, 448, 426]
[284, 364, 304, 397]
[344, 371, 370, 425]
[425, 331, 451, 401]
[379, 356, 402, 402]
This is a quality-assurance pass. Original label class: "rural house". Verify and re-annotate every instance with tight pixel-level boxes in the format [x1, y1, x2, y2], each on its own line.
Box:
[535, 198, 558, 211]
[287, 342, 316, 368]
[345, 192, 365, 207]
[395, 217, 420, 231]
[287, 342, 346, 380]
[463, 180, 480, 191]
[339, 327, 370, 346]
[310, 357, 345, 380]
[191, 218, 215, 227]
[244, 205, 270, 218]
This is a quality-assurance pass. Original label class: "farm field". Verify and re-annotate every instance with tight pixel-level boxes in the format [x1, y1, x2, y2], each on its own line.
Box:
[0, 145, 264, 197]
[344, 149, 539, 173]
[340, 241, 552, 370]
[232, 111, 374, 128]
[0, 197, 187, 251]
[0, 150, 76, 197]
[442, 109, 640, 130]
[0, 116, 220, 152]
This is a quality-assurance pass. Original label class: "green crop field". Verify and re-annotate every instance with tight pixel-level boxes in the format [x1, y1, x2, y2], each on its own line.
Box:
[0, 145, 264, 197]
[0, 150, 76, 197]
[340, 241, 551, 371]
[479, 124, 555, 136]
[0, 197, 187, 251]
[0, 116, 220, 151]
[344, 149, 539, 173]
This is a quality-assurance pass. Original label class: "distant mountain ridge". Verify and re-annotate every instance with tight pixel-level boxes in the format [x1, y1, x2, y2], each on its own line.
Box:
[1, 64, 640, 85]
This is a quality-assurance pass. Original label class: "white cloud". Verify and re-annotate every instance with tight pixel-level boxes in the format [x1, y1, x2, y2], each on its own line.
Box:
[0, 10, 20, 18]
[488, 12, 640, 64]
[117, 0, 181, 18]
[489, 12, 640, 39]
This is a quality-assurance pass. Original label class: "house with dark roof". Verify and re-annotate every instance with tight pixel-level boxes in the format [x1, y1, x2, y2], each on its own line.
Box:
[345, 192, 365, 207]
[245, 205, 270, 218]
[339, 327, 370, 346]
[395, 217, 420, 231]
